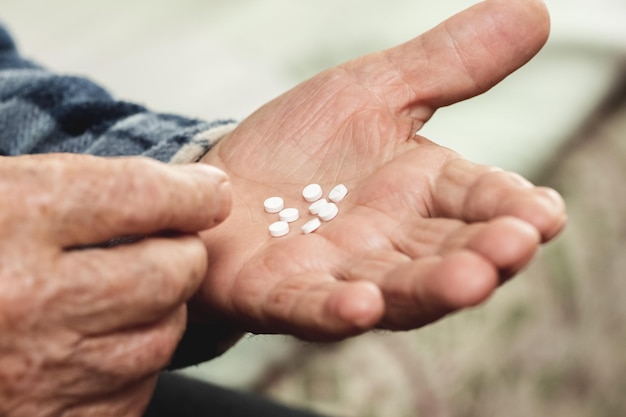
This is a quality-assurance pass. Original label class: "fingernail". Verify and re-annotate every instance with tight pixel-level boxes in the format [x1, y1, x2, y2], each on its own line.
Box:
[537, 187, 567, 240]
[181, 164, 232, 224]
[214, 179, 232, 224]
[337, 283, 382, 330]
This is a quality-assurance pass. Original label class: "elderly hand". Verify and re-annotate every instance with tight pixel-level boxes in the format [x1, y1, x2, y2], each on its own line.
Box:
[0, 154, 230, 417]
[195, 0, 566, 340]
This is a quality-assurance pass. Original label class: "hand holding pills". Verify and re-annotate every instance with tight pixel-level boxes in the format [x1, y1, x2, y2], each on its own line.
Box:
[195, 0, 566, 341]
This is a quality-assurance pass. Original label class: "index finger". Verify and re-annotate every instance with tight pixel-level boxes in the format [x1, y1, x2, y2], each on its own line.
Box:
[13, 154, 231, 247]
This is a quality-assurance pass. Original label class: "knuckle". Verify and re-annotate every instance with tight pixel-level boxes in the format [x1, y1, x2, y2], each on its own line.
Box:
[0, 157, 54, 227]
[118, 309, 186, 375]
[149, 309, 187, 368]
[0, 255, 53, 327]
[142, 238, 206, 307]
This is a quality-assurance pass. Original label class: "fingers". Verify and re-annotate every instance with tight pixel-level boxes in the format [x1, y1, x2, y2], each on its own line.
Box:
[239, 219, 537, 339]
[69, 306, 187, 396]
[440, 216, 541, 281]
[430, 158, 567, 241]
[347, 217, 536, 330]
[5, 154, 231, 247]
[396, 212, 541, 278]
[60, 156, 231, 246]
[241, 274, 385, 342]
[375, 251, 499, 330]
[56, 235, 207, 334]
[399, 0, 550, 107]
[346, 0, 549, 114]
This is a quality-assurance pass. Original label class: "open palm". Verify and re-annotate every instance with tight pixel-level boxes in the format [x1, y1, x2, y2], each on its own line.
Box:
[195, 0, 565, 340]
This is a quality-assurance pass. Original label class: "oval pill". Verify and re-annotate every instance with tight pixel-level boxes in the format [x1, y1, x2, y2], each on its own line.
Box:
[328, 184, 348, 203]
[263, 196, 284, 213]
[269, 221, 289, 237]
[318, 202, 338, 221]
[279, 208, 299, 223]
[308, 198, 328, 215]
[302, 183, 323, 202]
[301, 218, 321, 234]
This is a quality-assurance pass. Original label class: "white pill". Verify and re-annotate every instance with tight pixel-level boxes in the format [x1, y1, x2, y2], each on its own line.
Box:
[269, 221, 289, 237]
[301, 218, 321, 234]
[302, 183, 323, 202]
[328, 184, 348, 203]
[263, 196, 284, 213]
[279, 208, 300, 223]
[308, 198, 328, 215]
[318, 202, 338, 221]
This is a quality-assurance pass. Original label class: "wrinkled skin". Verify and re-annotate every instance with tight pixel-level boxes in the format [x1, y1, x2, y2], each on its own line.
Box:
[0, 1, 567, 416]
[0, 154, 230, 417]
[195, 0, 566, 340]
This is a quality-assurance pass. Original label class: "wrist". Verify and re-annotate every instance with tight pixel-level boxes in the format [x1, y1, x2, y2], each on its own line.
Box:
[169, 121, 238, 164]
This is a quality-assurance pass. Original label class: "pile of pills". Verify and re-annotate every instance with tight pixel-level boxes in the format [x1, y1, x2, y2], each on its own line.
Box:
[263, 183, 348, 237]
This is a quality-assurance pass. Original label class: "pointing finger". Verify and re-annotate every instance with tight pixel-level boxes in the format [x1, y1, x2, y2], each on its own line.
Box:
[6, 154, 231, 247]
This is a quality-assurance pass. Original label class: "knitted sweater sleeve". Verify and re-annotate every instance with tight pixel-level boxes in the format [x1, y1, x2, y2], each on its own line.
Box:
[0, 23, 242, 368]
[0, 23, 237, 163]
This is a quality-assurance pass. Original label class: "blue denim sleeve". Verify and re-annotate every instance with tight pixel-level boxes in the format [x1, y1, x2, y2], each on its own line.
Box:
[0, 23, 237, 163]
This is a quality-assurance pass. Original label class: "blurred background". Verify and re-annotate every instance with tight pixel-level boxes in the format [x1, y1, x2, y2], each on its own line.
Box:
[3, 1, 625, 416]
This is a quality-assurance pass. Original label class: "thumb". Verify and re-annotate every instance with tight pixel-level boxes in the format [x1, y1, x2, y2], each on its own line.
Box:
[351, 0, 550, 112]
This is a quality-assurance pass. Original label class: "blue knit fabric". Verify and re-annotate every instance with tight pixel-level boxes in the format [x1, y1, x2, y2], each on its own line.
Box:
[0, 23, 235, 163]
